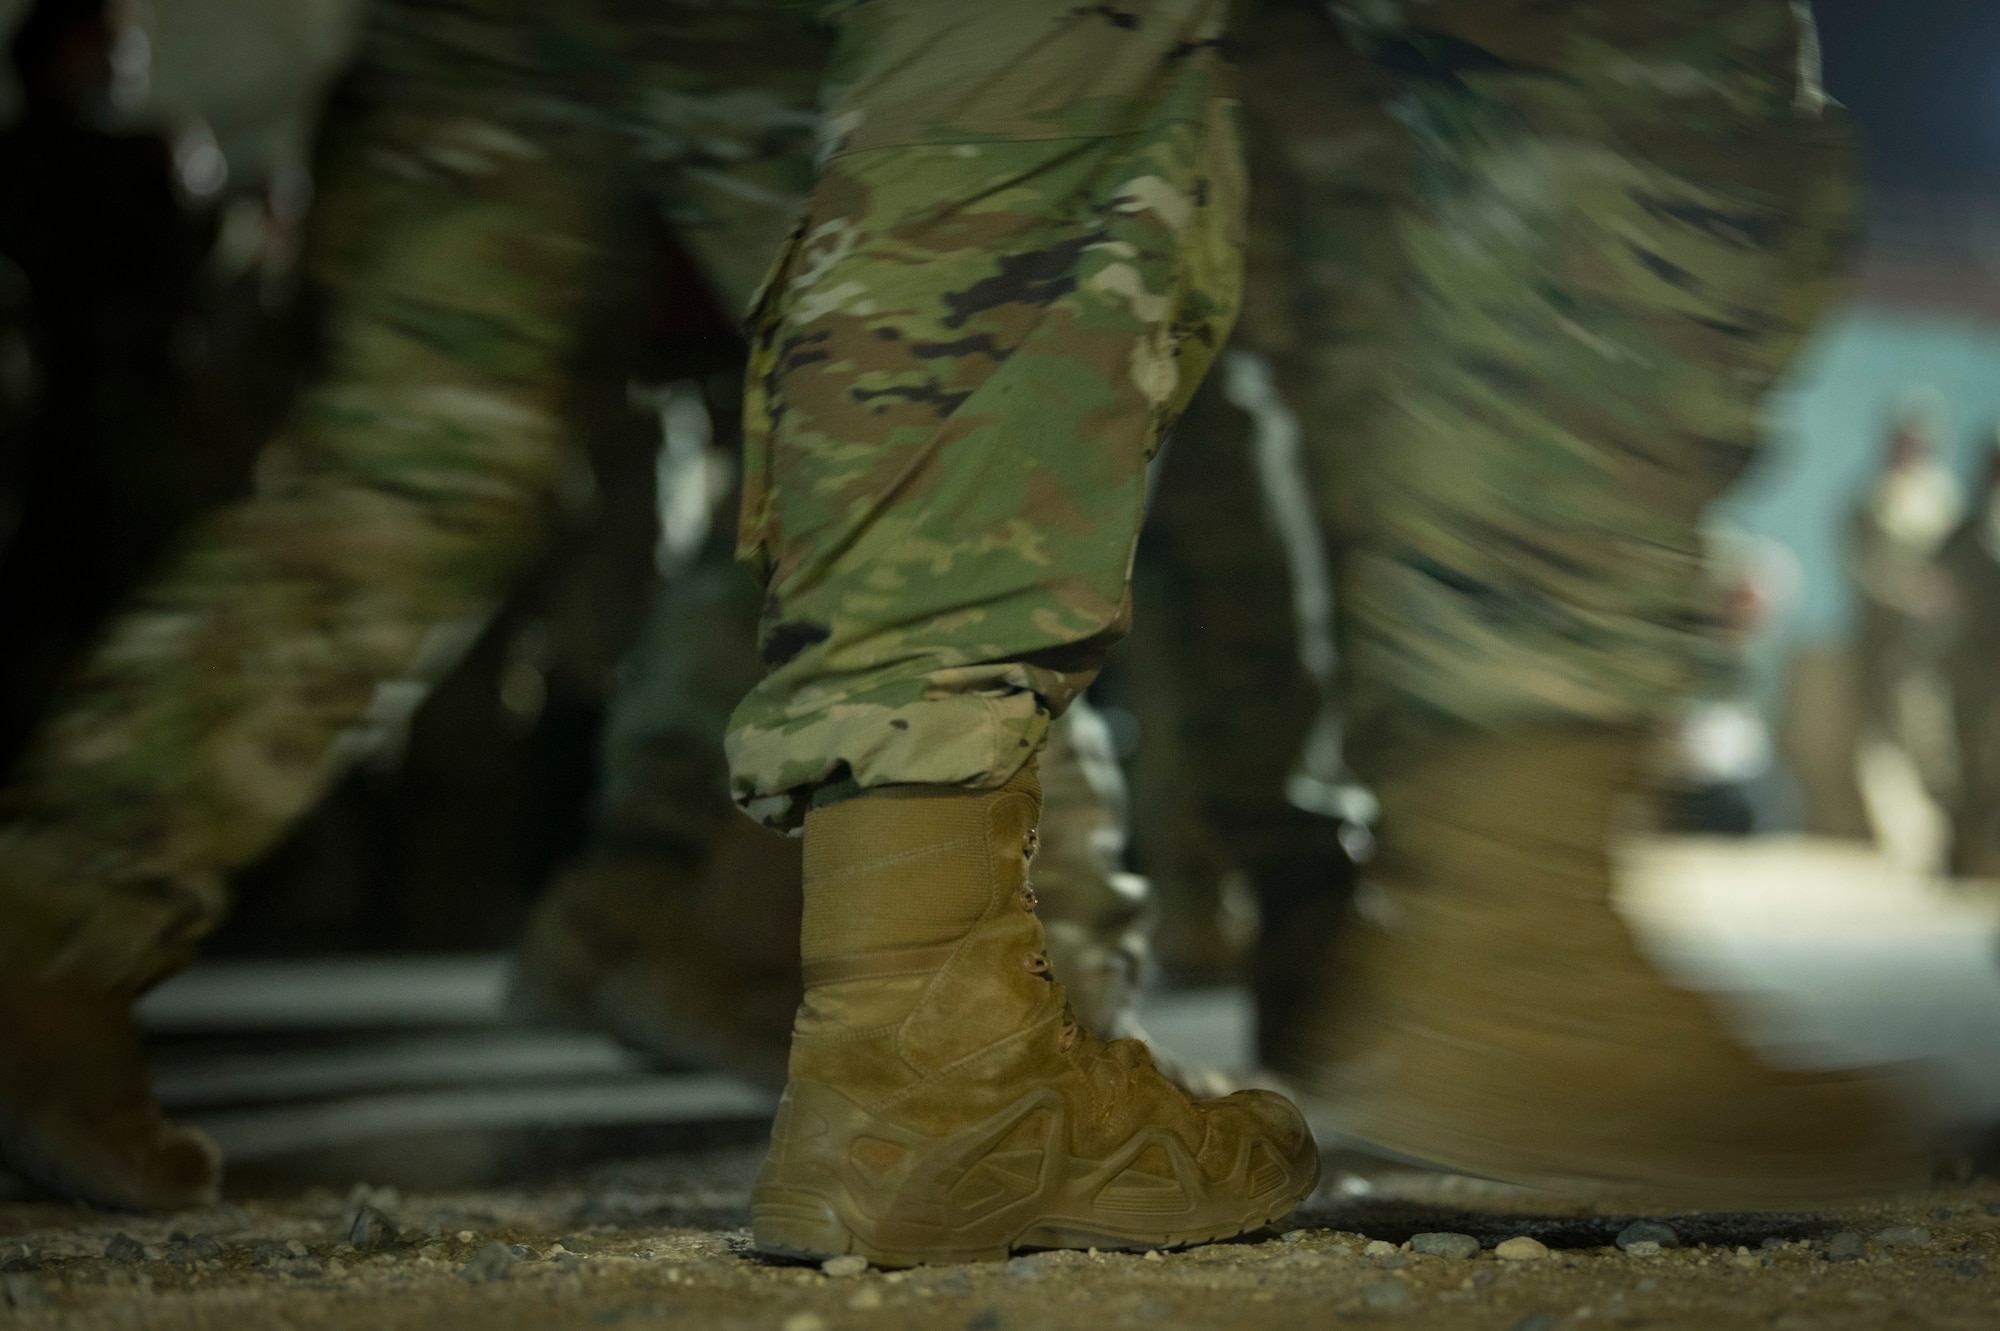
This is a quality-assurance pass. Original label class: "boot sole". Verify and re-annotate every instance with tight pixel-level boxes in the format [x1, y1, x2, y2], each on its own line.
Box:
[0, 1105, 220, 1212]
[751, 1081, 1319, 1267]
[754, 1187, 1307, 1266]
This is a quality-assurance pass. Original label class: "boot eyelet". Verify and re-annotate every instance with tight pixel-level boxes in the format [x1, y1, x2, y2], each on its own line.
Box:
[1017, 885, 1039, 912]
[1024, 952, 1051, 977]
[1023, 830, 1040, 861]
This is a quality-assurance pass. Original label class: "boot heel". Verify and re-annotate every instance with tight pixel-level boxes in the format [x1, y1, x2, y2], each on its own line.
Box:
[752, 1187, 855, 1260]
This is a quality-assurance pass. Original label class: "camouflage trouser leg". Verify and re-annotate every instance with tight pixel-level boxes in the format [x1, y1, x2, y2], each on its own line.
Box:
[1120, 372, 1335, 980]
[0, 12, 628, 990]
[592, 491, 1156, 1040]
[1276, 0, 1853, 778]
[725, 0, 1244, 828]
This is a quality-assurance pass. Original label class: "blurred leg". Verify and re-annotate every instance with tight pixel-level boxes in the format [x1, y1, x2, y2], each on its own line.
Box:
[0, 0, 681, 1210]
[0, 8, 628, 993]
[1277, 0, 1924, 1204]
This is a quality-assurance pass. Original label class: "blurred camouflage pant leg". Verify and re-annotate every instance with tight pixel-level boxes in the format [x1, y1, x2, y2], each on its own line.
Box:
[1115, 5, 1401, 989]
[1310, 0, 1854, 777]
[0, 7, 609, 988]
[725, 0, 1245, 828]
[1120, 374, 1340, 982]
[0, 0, 826, 990]
[1119, 0, 1847, 1024]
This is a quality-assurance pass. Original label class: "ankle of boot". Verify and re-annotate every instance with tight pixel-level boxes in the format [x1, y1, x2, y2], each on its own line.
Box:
[791, 764, 1046, 1056]
[797, 764, 1042, 972]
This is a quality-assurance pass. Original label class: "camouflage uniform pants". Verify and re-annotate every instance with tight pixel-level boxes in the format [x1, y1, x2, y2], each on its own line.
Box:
[0, 0, 1847, 987]
[730, 0, 1850, 823]
[0, 0, 1233, 983]
[1235, 0, 1852, 782]
[0, 0, 827, 987]
[725, 0, 1242, 827]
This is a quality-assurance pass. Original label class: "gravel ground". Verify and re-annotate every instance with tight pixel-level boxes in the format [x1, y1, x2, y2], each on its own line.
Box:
[5, 1151, 2000, 1330]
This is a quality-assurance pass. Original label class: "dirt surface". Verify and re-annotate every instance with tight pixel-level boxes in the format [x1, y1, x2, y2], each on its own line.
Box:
[4, 1151, 2000, 1330]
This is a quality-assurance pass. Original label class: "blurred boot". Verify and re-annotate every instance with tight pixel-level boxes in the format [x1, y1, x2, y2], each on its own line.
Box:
[0, 873, 220, 1210]
[750, 760, 1318, 1265]
[1283, 727, 1928, 1208]
[513, 813, 804, 1090]
[0, 978, 220, 1210]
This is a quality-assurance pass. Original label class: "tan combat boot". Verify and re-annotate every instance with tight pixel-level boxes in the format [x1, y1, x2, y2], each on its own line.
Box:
[1285, 727, 1928, 1209]
[0, 979, 220, 1210]
[0, 871, 221, 1210]
[750, 760, 1319, 1266]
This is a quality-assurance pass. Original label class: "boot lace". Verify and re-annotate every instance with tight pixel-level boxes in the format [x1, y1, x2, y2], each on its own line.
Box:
[1012, 837, 1078, 1050]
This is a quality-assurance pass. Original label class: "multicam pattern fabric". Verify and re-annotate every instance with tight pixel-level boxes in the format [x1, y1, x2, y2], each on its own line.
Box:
[0, 0, 1852, 987]
[726, 0, 1242, 827]
[0, 0, 828, 985]
[1244, 0, 1853, 779]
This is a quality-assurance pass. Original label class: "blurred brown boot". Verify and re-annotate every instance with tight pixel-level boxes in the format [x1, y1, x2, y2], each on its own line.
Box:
[513, 814, 805, 1090]
[0, 979, 220, 1210]
[1283, 727, 1928, 1209]
[751, 760, 1318, 1266]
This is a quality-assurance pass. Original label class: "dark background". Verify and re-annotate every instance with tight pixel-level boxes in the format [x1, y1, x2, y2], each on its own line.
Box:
[1818, 0, 2000, 188]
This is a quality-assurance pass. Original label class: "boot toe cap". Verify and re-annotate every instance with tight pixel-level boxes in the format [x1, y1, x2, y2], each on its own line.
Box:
[1209, 1088, 1320, 1202]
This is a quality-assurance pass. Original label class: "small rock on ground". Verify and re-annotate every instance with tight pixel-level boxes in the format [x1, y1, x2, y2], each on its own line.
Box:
[1825, 1232, 1866, 1263]
[821, 1254, 867, 1278]
[164, 1233, 223, 1267]
[349, 1205, 399, 1251]
[1361, 1279, 1410, 1309]
[460, 1241, 515, 1283]
[1616, 1221, 1680, 1251]
[1872, 1226, 1931, 1248]
[2, 1273, 48, 1311]
[1495, 1236, 1549, 1262]
[104, 1233, 145, 1264]
[1362, 1239, 1397, 1257]
[1411, 1232, 1480, 1260]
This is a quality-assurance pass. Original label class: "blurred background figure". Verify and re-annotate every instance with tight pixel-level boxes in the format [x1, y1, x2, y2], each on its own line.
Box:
[1939, 432, 2000, 876]
[1849, 391, 1964, 825]
[1662, 529, 1803, 836]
